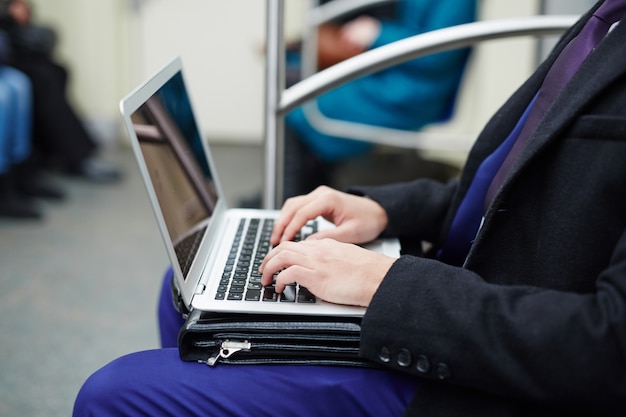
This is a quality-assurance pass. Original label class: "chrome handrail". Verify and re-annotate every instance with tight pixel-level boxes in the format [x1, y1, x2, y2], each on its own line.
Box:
[263, 0, 577, 208]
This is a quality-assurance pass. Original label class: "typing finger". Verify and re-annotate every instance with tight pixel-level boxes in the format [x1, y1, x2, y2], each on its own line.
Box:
[270, 195, 309, 245]
[273, 190, 334, 244]
[259, 241, 310, 288]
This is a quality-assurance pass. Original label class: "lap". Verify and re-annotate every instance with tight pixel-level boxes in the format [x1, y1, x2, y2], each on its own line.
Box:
[77, 269, 419, 416]
[74, 348, 419, 417]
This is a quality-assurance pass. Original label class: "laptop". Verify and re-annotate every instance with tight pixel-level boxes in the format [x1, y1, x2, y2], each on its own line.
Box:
[120, 57, 400, 317]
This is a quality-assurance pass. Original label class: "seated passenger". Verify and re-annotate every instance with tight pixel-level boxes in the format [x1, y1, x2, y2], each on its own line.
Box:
[0, 0, 121, 182]
[0, 30, 62, 219]
[283, 0, 477, 198]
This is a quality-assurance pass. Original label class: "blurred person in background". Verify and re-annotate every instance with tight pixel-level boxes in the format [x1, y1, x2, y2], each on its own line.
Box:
[282, 0, 476, 199]
[0, 0, 121, 183]
[0, 30, 63, 219]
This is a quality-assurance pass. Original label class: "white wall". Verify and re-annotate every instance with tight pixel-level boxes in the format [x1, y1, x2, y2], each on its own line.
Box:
[27, 0, 131, 146]
[134, 1, 266, 142]
[441, 1, 541, 135]
[26, 0, 585, 149]
[28, 0, 308, 145]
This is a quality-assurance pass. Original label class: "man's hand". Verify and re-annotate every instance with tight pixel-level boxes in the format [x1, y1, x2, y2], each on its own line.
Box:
[259, 238, 395, 307]
[270, 185, 388, 247]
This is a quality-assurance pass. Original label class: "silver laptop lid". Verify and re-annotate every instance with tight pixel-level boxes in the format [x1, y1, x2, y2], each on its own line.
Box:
[120, 57, 229, 307]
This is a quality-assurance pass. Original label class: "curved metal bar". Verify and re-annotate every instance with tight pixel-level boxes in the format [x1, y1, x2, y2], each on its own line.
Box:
[301, 101, 477, 151]
[264, 13, 578, 208]
[279, 15, 578, 115]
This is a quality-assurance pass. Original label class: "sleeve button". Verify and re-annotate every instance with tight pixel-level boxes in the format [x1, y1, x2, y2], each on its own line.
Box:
[436, 362, 452, 380]
[416, 354, 431, 374]
[378, 346, 391, 363]
[396, 349, 412, 367]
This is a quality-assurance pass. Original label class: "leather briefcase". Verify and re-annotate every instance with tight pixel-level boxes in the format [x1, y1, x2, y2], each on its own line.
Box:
[178, 309, 375, 367]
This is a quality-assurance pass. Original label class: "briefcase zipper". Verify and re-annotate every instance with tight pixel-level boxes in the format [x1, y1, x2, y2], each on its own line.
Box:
[201, 338, 361, 366]
[205, 340, 251, 366]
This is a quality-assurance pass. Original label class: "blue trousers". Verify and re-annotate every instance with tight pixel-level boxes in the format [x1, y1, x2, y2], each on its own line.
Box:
[73, 269, 420, 416]
[0, 66, 32, 174]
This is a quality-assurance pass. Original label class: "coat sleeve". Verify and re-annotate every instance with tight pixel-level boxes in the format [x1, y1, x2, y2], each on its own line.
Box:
[359, 228, 626, 416]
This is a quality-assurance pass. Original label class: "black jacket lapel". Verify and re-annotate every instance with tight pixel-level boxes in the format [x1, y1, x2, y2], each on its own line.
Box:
[493, 8, 626, 199]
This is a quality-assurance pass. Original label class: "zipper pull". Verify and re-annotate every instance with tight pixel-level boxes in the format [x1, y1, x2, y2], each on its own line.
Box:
[204, 340, 251, 366]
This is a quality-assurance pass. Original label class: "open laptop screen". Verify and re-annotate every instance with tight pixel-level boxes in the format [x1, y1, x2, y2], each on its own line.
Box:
[129, 71, 218, 279]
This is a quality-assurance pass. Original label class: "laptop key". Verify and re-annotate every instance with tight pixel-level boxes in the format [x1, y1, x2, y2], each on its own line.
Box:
[262, 286, 278, 302]
[279, 285, 296, 302]
[297, 287, 316, 303]
[227, 292, 244, 301]
[247, 282, 262, 290]
[245, 289, 261, 301]
[229, 285, 245, 294]
[231, 278, 246, 286]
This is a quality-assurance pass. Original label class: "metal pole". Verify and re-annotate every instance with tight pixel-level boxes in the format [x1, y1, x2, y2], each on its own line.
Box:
[279, 15, 577, 114]
[263, 0, 285, 209]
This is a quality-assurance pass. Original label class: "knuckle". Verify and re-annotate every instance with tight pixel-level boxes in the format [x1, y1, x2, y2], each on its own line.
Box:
[283, 195, 298, 206]
[274, 247, 295, 263]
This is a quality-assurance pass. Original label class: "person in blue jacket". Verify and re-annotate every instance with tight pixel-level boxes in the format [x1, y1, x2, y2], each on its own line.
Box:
[283, 0, 477, 198]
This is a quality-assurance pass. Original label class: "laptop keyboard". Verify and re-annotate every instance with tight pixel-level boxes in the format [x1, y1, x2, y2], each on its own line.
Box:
[174, 226, 207, 278]
[216, 218, 318, 303]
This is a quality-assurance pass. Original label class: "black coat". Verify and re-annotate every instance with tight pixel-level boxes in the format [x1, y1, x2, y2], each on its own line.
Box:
[353, 2, 626, 416]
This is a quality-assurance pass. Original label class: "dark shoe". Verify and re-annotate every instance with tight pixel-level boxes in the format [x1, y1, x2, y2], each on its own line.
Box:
[0, 171, 41, 219]
[13, 157, 66, 200]
[0, 195, 42, 219]
[17, 178, 65, 200]
[69, 157, 122, 183]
